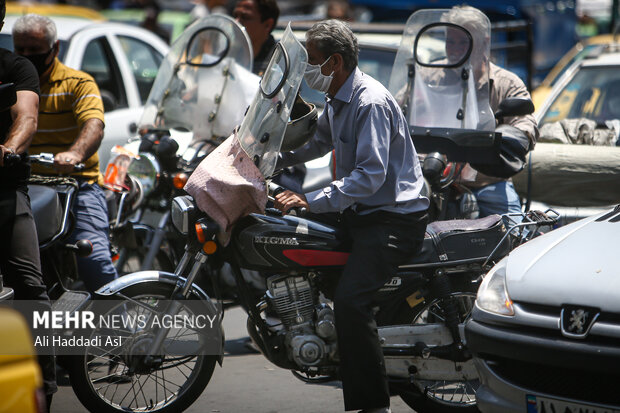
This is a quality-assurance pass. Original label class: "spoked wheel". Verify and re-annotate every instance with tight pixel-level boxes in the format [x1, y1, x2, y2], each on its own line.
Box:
[68, 283, 218, 413]
[398, 287, 480, 413]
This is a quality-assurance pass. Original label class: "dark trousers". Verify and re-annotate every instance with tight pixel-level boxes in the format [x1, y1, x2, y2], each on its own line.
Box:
[335, 209, 427, 411]
[0, 187, 57, 396]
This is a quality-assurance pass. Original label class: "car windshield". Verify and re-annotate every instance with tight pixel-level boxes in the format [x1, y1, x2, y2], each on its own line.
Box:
[540, 65, 620, 126]
[0, 34, 68, 61]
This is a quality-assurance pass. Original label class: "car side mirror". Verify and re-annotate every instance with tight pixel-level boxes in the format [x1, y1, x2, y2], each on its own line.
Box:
[495, 97, 535, 119]
[0, 83, 17, 112]
[100, 89, 117, 113]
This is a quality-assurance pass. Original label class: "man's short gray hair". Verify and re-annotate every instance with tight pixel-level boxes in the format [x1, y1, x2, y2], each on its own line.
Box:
[442, 5, 490, 50]
[306, 19, 358, 72]
[12, 14, 57, 48]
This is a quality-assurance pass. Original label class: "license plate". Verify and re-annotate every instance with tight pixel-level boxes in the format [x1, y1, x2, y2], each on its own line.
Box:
[526, 395, 620, 413]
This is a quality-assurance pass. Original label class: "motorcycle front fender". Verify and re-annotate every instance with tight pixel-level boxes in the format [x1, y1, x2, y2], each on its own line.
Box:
[95, 271, 225, 364]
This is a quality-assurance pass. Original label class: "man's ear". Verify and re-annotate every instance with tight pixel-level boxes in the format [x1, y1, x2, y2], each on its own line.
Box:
[332, 53, 344, 72]
[52, 40, 60, 57]
[263, 17, 275, 33]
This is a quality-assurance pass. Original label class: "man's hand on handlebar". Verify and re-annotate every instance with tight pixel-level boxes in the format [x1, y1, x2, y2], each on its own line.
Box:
[0, 145, 17, 167]
[54, 150, 82, 173]
[274, 190, 309, 214]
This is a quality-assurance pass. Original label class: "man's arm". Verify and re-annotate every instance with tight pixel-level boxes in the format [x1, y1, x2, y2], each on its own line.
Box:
[492, 65, 539, 146]
[53, 118, 104, 173]
[0, 90, 39, 166]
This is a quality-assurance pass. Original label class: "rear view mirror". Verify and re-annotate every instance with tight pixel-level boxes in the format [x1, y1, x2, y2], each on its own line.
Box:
[415, 23, 472, 68]
[0, 83, 17, 112]
[495, 97, 535, 118]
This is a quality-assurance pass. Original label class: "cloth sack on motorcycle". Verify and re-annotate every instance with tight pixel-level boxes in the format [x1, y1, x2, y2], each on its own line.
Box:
[184, 131, 267, 244]
[470, 124, 530, 179]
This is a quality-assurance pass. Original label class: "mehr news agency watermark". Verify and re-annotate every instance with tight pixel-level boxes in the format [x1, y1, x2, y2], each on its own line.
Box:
[5, 300, 223, 356]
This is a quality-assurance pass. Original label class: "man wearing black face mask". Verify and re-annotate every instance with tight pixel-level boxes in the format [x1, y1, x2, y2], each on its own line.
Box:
[13, 14, 118, 293]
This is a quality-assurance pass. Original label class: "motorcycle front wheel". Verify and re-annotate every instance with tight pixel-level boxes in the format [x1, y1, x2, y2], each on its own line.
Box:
[68, 282, 218, 413]
[396, 281, 479, 413]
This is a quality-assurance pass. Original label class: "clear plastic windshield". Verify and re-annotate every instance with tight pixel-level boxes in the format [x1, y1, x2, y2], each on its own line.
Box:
[139, 15, 259, 141]
[388, 9, 495, 131]
[236, 25, 307, 178]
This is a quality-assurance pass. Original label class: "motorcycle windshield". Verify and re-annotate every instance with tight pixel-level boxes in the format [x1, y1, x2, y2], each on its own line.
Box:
[139, 15, 258, 141]
[388, 9, 495, 131]
[236, 25, 307, 177]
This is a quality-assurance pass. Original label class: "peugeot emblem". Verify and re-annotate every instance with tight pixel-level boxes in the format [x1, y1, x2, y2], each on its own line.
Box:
[560, 305, 600, 339]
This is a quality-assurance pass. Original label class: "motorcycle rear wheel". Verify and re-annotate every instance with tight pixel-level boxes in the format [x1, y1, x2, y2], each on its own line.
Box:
[396, 282, 480, 413]
[68, 282, 218, 413]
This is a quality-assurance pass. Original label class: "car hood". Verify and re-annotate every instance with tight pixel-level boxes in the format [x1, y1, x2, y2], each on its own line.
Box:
[505, 207, 620, 312]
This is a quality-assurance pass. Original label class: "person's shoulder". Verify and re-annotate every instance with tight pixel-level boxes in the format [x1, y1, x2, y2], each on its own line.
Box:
[490, 62, 523, 85]
[52, 61, 99, 88]
[356, 70, 394, 107]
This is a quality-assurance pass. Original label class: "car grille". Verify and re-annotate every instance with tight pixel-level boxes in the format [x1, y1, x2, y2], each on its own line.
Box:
[486, 357, 620, 406]
[514, 301, 620, 344]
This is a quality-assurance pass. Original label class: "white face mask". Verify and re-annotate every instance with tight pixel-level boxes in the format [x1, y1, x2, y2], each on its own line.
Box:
[304, 56, 333, 93]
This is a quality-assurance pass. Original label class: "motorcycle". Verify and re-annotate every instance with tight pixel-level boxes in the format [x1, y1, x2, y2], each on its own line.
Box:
[103, 14, 260, 277]
[63, 26, 559, 413]
[389, 9, 534, 223]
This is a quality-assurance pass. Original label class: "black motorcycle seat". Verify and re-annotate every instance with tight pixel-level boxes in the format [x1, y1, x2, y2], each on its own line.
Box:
[403, 214, 509, 267]
[29, 184, 63, 245]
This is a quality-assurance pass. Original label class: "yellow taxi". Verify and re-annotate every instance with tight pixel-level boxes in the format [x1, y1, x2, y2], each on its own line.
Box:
[531, 34, 615, 110]
[0, 307, 45, 413]
[5, 2, 105, 20]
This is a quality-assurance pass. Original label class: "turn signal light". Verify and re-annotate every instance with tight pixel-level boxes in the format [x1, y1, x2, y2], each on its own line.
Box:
[203, 240, 217, 254]
[173, 172, 188, 189]
[195, 222, 206, 243]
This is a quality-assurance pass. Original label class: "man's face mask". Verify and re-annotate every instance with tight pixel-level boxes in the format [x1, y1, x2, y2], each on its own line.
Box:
[24, 46, 55, 76]
[304, 55, 333, 93]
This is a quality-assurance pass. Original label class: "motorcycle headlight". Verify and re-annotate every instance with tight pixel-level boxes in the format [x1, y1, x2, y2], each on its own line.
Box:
[171, 195, 196, 235]
[128, 152, 160, 198]
[476, 258, 515, 316]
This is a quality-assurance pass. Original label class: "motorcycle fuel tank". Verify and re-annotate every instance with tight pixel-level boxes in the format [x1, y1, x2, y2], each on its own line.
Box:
[231, 213, 350, 271]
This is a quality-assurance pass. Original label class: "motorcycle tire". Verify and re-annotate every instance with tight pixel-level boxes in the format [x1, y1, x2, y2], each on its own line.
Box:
[67, 282, 218, 413]
[394, 279, 480, 413]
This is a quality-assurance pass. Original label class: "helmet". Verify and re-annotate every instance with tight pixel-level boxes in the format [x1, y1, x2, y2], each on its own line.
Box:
[281, 94, 318, 152]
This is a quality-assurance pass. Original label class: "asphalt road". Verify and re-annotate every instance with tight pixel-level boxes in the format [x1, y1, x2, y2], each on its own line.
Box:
[51, 306, 412, 413]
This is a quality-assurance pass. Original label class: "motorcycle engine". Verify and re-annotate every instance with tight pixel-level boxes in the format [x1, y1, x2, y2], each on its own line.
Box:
[266, 274, 337, 367]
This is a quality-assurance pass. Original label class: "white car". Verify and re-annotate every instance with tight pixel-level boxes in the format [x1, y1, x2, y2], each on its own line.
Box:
[465, 206, 620, 412]
[0, 16, 170, 169]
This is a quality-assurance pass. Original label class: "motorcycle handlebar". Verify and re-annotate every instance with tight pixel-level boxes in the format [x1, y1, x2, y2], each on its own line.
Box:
[28, 153, 85, 172]
[267, 181, 307, 217]
[3, 152, 21, 167]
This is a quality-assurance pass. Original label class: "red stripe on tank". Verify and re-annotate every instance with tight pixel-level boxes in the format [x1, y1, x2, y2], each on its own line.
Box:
[282, 250, 350, 266]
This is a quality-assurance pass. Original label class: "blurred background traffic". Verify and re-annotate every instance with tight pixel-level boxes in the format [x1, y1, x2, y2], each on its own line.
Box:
[3, 0, 620, 216]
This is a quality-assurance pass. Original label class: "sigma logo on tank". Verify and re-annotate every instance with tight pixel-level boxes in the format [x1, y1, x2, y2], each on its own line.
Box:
[254, 236, 300, 246]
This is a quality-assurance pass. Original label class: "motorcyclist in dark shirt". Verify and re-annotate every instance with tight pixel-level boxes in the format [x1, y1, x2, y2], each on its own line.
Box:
[0, 1, 56, 409]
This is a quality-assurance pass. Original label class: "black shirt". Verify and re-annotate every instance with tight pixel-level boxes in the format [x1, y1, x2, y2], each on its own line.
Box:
[0, 48, 40, 187]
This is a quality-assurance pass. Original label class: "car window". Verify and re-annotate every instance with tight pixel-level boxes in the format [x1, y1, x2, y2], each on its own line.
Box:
[81, 37, 128, 110]
[540, 65, 620, 126]
[117, 35, 163, 104]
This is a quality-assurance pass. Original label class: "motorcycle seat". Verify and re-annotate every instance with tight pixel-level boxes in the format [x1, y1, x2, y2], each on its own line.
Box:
[29, 184, 63, 246]
[403, 214, 510, 267]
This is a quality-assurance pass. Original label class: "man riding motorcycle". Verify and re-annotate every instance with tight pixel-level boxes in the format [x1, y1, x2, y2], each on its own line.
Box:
[390, 5, 538, 218]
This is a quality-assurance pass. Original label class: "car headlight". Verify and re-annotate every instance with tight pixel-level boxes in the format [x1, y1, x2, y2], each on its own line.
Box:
[476, 258, 515, 316]
[171, 195, 196, 235]
[127, 152, 160, 198]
